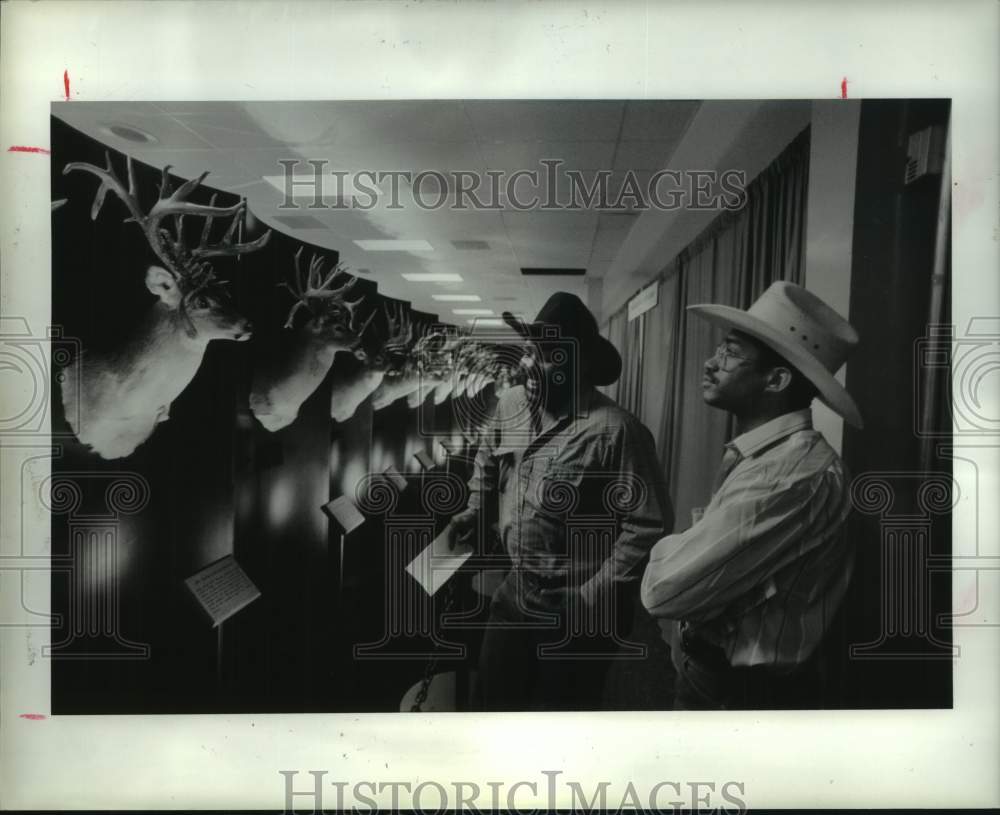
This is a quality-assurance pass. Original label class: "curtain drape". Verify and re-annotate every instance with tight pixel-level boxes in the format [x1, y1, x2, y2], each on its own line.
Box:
[617, 315, 645, 415]
[609, 126, 811, 527]
[600, 310, 628, 402]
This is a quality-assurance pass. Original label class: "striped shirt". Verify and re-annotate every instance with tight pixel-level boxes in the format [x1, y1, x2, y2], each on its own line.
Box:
[640, 409, 854, 669]
[467, 385, 672, 606]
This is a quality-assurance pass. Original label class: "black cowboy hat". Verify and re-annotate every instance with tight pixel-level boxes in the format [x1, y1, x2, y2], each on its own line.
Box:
[502, 292, 622, 386]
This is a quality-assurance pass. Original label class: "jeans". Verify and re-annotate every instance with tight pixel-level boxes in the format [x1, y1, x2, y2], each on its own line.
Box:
[476, 571, 637, 711]
[666, 620, 825, 710]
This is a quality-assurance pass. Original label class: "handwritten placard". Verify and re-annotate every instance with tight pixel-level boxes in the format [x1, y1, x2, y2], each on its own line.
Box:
[184, 556, 261, 628]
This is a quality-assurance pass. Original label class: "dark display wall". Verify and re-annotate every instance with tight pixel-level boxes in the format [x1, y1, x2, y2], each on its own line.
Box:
[49, 116, 487, 713]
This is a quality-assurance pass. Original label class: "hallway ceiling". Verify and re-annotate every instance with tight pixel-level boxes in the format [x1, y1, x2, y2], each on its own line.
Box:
[53, 100, 700, 329]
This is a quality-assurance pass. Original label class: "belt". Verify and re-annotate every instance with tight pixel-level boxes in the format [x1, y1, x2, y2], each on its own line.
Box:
[680, 625, 730, 670]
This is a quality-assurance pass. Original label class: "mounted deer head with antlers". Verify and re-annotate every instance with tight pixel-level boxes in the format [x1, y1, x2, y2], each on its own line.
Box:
[59, 152, 270, 459]
[463, 342, 501, 398]
[329, 301, 415, 423]
[426, 332, 467, 404]
[249, 248, 373, 432]
[403, 328, 452, 408]
[371, 323, 447, 411]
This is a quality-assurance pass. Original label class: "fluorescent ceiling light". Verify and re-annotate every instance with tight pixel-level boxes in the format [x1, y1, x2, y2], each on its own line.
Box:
[453, 308, 495, 316]
[467, 318, 506, 327]
[356, 240, 434, 252]
[432, 294, 481, 302]
[401, 273, 463, 282]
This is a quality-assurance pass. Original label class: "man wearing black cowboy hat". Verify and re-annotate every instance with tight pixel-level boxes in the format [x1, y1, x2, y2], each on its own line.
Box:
[641, 281, 862, 709]
[446, 291, 672, 711]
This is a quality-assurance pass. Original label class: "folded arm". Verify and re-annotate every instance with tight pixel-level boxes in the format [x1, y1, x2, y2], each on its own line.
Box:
[640, 463, 844, 621]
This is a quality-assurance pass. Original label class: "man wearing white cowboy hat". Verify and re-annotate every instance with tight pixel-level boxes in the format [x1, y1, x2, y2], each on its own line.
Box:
[446, 291, 672, 710]
[641, 281, 862, 710]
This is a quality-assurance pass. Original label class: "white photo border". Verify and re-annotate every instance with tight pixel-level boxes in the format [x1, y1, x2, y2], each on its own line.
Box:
[1, 0, 997, 809]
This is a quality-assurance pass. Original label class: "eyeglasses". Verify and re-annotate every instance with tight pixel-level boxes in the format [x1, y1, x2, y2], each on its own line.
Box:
[711, 342, 753, 371]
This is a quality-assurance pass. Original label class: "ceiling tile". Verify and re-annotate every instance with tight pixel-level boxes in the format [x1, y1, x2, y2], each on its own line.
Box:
[53, 106, 216, 151]
[53, 100, 710, 324]
[613, 141, 679, 171]
[236, 141, 486, 178]
[502, 209, 599, 239]
[240, 101, 474, 145]
[149, 101, 246, 116]
[122, 148, 260, 191]
[586, 258, 612, 278]
[619, 100, 700, 141]
[512, 247, 592, 270]
[464, 100, 624, 143]
[481, 141, 616, 173]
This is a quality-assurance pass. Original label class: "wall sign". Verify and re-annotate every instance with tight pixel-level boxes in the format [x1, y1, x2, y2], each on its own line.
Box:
[627, 281, 659, 322]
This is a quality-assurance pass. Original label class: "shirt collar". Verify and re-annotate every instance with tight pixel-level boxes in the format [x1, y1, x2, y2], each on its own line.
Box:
[728, 409, 813, 459]
[545, 385, 601, 423]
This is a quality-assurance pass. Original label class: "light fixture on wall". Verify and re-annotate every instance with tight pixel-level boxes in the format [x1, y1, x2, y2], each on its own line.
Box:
[432, 294, 481, 302]
[452, 309, 494, 316]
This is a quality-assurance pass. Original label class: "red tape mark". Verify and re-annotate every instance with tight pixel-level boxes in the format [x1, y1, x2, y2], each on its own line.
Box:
[64, 70, 71, 101]
[841, 77, 849, 99]
[19, 714, 46, 720]
[7, 146, 51, 155]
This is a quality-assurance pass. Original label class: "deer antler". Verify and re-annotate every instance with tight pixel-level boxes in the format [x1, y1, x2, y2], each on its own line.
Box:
[410, 328, 451, 376]
[411, 326, 445, 356]
[279, 247, 367, 330]
[381, 302, 414, 355]
[64, 152, 272, 294]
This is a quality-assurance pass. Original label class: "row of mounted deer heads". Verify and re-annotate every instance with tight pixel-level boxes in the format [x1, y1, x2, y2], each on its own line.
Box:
[247, 257, 514, 430]
[60, 155, 518, 460]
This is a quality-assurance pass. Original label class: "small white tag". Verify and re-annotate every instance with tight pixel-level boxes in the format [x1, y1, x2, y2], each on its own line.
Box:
[405, 528, 474, 596]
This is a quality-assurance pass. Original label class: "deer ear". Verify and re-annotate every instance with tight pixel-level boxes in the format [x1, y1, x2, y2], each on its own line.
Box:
[145, 266, 181, 306]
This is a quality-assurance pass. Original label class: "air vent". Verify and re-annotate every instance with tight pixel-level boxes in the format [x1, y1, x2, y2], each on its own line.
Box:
[356, 268, 372, 275]
[494, 296, 518, 302]
[451, 239, 490, 251]
[272, 214, 329, 230]
[520, 267, 586, 276]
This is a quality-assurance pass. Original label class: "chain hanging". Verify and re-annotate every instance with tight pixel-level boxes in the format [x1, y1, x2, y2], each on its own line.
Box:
[410, 580, 459, 712]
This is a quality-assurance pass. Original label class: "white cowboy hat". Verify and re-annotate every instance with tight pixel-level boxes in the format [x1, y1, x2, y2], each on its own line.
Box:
[688, 281, 863, 428]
